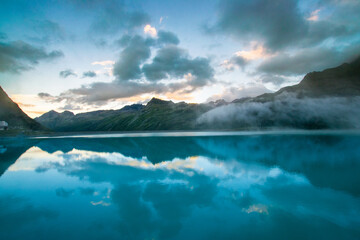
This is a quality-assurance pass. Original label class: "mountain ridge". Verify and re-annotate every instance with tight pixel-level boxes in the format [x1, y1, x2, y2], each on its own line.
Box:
[250, 56, 360, 102]
[0, 86, 45, 131]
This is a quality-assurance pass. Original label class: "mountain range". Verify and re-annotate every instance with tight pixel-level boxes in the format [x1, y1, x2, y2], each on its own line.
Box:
[1, 57, 360, 133]
[35, 98, 214, 131]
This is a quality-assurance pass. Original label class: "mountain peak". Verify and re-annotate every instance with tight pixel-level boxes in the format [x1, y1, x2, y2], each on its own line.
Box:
[61, 111, 75, 117]
[36, 110, 74, 120]
[147, 97, 174, 106]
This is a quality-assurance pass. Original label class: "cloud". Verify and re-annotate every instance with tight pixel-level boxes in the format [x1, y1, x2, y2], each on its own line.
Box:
[221, 55, 247, 71]
[235, 44, 269, 61]
[157, 30, 180, 45]
[198, 94, 360, 129]
[257, 45, 360, 76]
[38, 92, 66, 104]
[38, 92, 52, 99]
[207, 85, 271, 102]
[38, 81, 164, 105]
[113, 35, 153, 81]
[206, 0, 360, 51]
[59, 69, 77, 78]
[144, 24, 157, 37]
[222, 43, 270, 71]
[28, 20, 68, 44]
[307, 9, 321, 21]
[91, 60, 115, 66]
[0, 40, 63, 73]
[71, 82, 158, 101]
[113, 33, 195, 83]
[82, 71, 97, 78]
[206, 0, 307, 51]
[142, 45, 214, 87]
[260, 75, 286, 86]
[39, 32, 214, 106]
[88, 0, 150, 35]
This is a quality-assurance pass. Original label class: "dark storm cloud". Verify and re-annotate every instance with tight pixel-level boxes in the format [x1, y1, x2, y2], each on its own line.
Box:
[59, 69, 77, 78]
[257, 45, 360, 76]
[142, 45, 214, 86]
[0, 40, 63, 73]
[88, 0, 150, 35]
[82, 71, 96, 78]
[207, 0, 360, 51]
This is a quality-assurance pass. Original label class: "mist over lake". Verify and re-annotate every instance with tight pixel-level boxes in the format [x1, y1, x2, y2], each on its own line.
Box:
[1, 131, 360, 240]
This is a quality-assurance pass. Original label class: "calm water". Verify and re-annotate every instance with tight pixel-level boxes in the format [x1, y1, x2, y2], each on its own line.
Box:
[1, 131, 360, 240]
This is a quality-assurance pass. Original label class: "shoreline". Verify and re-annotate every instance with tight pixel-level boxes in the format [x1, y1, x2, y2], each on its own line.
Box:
[2, 128, 360, 140]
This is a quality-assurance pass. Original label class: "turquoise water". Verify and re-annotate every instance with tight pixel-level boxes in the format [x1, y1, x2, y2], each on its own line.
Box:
[1, 131, 360, 239]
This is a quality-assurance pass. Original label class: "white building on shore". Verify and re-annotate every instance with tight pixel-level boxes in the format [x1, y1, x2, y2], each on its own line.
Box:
[0, 121, 8, 130]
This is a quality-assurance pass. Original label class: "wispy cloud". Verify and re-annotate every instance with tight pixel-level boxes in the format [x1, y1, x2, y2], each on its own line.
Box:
[307, 9, 321, 21]
[59, 69, 77, 78]
[91, 60, 115, 66]
[82, 71, 97, 78]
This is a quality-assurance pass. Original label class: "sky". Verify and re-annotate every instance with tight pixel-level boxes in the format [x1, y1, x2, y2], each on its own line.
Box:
[0, 0, 359, 117]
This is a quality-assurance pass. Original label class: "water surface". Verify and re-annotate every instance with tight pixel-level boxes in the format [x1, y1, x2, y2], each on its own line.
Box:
[1, 131, 360, 239]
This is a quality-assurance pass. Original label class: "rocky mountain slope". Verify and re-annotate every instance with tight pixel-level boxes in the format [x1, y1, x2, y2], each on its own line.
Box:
[0, 87, 45, 131]
[251, 56, 360, 102]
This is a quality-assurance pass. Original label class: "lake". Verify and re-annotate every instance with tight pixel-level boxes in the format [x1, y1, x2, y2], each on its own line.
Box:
[1, 131, 360, 239]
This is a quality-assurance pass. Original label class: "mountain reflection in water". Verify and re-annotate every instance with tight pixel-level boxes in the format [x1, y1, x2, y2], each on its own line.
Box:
[0, 132, 360, 240]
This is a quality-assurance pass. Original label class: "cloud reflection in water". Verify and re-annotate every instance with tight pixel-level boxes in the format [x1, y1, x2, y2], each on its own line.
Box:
[0, 133, 360, 239]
